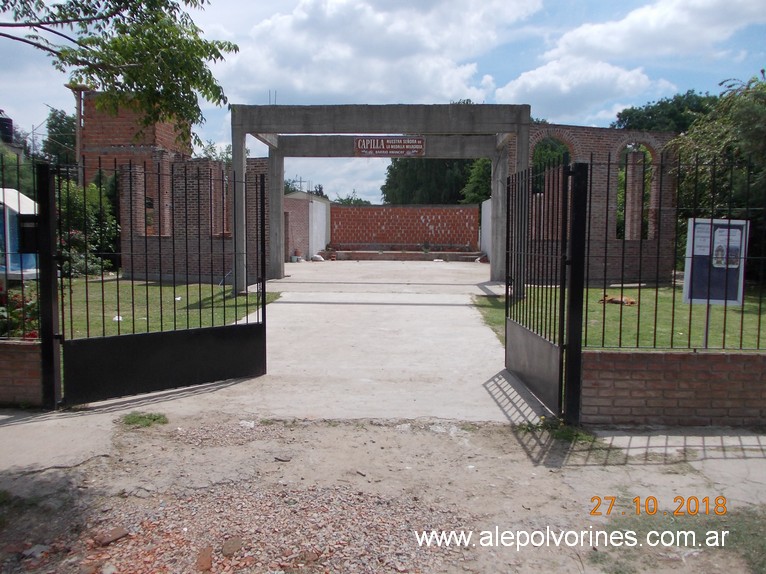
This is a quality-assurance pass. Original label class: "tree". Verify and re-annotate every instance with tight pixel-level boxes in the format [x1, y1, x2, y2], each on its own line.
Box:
[284, 178, 301, 194]
[334, 190, 371, 205]
[0, 142, 34, 195]
[669, 71, 766, 281]
[1, 0, 238, 145]
[380, 158, 472, 204]
[57, 177, 120, 276]
[310, 184, 327, 198]
[671, 72, 766, 166]
[42, 108, 76, 162]
[611, 90, 718, 133]
[196, 140, 233, 165]
[459, 158, 491, 204]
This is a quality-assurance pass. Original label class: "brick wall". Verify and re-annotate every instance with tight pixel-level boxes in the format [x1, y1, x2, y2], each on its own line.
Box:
[511, 124, 677, 284]
[284, 196, 310, 259]
[331, 205, 479, 251]
[81, 91, 191, 183]
[581, 350, 766, 426]
[121, 157, 269, 284]
[0, 341, 42, 407]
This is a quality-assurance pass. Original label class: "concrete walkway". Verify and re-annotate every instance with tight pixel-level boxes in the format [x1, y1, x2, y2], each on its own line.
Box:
[255, 260, 543, 422]
[0, 260, 546, 473]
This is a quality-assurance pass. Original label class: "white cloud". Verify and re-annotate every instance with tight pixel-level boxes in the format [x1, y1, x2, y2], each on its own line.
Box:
[491, 0, 765, 123]
[545, 0, 766, 61]
[204, 0, 542, 106]
[495, 58, 662, 122]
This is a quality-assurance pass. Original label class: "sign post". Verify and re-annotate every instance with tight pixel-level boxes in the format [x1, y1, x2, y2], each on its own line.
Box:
[682, 218, 750, 346]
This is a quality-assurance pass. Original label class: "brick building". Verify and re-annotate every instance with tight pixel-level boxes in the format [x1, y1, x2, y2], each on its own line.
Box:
[80, 91, 191, 183]
[119, 157, 268, 285]
[284, 191, 330, 260]
[509, 124, 677, 284]
[81, 97, 677, 284]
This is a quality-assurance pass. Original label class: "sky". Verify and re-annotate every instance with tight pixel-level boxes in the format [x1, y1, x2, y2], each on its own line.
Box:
[1, 0, 765, 203]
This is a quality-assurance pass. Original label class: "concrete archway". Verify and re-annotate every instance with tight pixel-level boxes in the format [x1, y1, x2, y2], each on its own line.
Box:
[231, 104, 531, 289]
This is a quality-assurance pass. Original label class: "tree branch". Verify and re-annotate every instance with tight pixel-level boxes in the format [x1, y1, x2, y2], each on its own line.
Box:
[0, 30, 60, 56]
[35, 24, 91, 50]
[0, 3, 128, 29]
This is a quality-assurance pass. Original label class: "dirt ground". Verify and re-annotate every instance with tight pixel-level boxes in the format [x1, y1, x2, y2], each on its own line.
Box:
[1, 412, 763, 574]
[2, 262, 763, 573]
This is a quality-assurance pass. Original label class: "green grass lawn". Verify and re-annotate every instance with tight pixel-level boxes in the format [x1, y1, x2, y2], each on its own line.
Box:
[475, 285, 766, 350]
[59, 275, 279, 339]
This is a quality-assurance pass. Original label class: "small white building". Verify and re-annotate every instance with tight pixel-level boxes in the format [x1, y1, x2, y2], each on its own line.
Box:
[283, 191, 331, 261]
[1, 188, 38, 280]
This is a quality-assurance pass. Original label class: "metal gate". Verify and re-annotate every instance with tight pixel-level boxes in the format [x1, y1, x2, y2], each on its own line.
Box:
[505, 156, 588, 424]
[37, 160, 267, 407]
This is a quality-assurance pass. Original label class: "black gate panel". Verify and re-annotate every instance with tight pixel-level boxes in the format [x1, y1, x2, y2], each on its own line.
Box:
[62, 322, 265, 405]
[47, 159, 268, 407]
[505, 322, 561, 412]
[505, 156, 588, 423]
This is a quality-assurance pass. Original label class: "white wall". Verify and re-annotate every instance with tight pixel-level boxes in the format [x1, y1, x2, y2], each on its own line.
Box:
[480, 198, 492, 258]
[309, 199, 329, 257]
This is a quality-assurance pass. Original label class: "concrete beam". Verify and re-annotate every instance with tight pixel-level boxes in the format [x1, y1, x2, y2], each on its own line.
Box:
[230, 104, 530, 135]
[277, 135, 499, 159]
[255, 133, 279, 148]
[496, 132, 513, 150]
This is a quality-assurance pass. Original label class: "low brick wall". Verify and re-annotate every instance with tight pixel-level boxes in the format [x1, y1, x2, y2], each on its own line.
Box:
[0, 341, 43, 407]
[331, 205, 479, 251]
[581, 350, 766, 426]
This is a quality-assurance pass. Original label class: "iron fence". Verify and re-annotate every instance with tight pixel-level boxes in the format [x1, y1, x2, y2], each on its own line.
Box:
[505, 155, 571, 346]
[508, 151, 766, 351]
[0, 153, 268, 341]
[585, 152, 765, 350]
[0, 154, 40, 340]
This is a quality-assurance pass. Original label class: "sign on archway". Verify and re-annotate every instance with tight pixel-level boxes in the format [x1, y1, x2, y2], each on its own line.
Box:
[354, 136, 425, 157]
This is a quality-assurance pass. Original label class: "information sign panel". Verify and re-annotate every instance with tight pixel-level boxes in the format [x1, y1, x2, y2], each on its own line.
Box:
[682, 218, 750, 305]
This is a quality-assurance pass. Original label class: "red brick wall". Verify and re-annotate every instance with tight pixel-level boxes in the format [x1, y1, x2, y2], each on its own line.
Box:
[581, 350, 766, 426]
[0, 341, 42, 407]
[121, 157, 269, 284]
[284, 196, 310, 259]
[511, 124, 677, 284]
[331, 205, 479, 251]
[81, 91, 191, 183]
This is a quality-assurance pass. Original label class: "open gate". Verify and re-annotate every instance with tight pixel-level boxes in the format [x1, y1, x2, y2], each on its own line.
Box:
[505, 156, 588, 424]
[36, 160, 267, 407]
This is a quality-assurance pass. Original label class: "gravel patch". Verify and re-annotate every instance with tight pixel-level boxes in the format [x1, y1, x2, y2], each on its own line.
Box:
[44, 483, 473, 573]
[172, 420, 286, 447]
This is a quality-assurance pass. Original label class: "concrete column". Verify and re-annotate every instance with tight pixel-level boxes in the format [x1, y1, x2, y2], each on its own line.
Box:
[268, 148, 285, 279]
[505, 115, 531, 293]
[231, 115, 247, 294]
[490, 147, 509, 282]
[490, 109, 530, 283]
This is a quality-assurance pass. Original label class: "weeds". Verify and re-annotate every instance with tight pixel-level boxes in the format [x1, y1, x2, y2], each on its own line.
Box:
[517, 415, 597, 444]
[121, 411, 168, 428]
